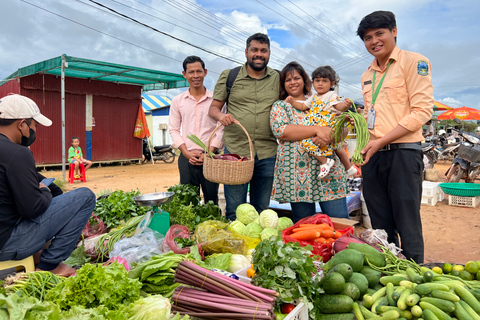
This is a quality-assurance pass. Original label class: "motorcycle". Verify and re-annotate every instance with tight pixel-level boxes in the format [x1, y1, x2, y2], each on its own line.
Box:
[142, 138, 176, 163]
[445, 121, 480, 183]
[422, 142, 436, 170]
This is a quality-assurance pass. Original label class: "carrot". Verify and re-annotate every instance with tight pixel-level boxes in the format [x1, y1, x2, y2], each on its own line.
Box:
[299, 223, 330, 229]
[333, 231, 342, 239]
[321, 229, 334, 238]
[290, 229, 320, 240]
[314, 237, 327, 244]
[325, 238, 335, 244]
[292, 226, 329, 233]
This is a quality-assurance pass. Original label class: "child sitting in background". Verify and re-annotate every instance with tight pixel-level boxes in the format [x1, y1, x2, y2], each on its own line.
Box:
[68, 137, 92, 178]
[286, 65, 357, 178]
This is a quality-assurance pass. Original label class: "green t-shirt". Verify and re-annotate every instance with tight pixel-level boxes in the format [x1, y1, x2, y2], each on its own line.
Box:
[212, 63, 279, 160]
[68, 146, 83, 162]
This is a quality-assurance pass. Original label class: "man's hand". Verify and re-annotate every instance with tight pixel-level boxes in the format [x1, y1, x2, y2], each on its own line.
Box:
[183, 150, 204, 165]
[39, 182, 49, 190]
[360, 140, 384, 165]
[219, 114, 236, 126]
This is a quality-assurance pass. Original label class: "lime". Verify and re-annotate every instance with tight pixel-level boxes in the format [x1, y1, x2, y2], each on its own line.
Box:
[432, 267, 443, 274]
[459, 270, 474, 281]
[465, 261, 479, 274]
[476, 261, 480, 269]
[452, 264, 465, 272]
[451, 270, 460, 277]
[442, 263, 453, 274]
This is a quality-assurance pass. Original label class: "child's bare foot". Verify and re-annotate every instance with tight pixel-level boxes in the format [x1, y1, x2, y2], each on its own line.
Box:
[36, 262, 76, 277]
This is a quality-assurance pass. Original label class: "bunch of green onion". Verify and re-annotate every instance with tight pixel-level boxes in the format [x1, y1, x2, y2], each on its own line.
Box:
[186, 134, 215, 157]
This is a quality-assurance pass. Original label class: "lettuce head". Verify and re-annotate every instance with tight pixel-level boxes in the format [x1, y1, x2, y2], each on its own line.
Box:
[229, 220, 246, 234]
[258, 209, 278, 229]
[260, 227, 279, 241]
[277, 217, 294, 231]
[243, 222, 263, 239]
[235, 203, 258, 225]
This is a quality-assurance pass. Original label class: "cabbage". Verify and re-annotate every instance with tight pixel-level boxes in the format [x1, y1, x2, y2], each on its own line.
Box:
[126, 295, 171, 320]
[243, 222, 263, 239]
[260, 227, 279, 241]
[258, 209, 279, 229]
[236, 203, 258, 225]
[252, 217, 260, 224]
[227, 254, 250, 273]
[229, 220, 246, 234]
[277, 217, 294, 231]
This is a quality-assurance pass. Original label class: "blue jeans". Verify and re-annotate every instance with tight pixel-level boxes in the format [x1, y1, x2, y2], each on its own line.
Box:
[0, 188, 96, 270]
[224, 151, 276, 220]
[290, 197, 349, 223]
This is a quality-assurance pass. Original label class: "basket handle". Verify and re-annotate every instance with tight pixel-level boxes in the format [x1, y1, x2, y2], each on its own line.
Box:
[206, 121, 255, 161]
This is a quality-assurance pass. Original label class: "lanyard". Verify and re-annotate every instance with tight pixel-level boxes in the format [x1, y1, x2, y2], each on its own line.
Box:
[371, 59, 393, 109]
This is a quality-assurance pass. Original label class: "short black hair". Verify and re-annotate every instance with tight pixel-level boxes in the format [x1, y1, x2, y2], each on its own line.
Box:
[246, 33, 270, 49]
[0, 118, 32, 127]
[71, 136, 79, 143]
[357, 11, 396, 40]
[279, 61, 311, 100]
[311, 66, 338, 90]
[182, 56, 205, 72]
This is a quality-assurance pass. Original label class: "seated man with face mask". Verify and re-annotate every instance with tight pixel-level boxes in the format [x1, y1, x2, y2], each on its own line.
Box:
[0, 94, 96, 276]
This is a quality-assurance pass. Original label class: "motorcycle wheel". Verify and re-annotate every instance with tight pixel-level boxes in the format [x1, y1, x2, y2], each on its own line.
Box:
[163, 151, 176, 163]
[423, 154, 435, 170]
[446, 163, 463, 183]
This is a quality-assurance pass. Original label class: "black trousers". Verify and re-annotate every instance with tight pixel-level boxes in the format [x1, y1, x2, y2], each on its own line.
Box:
[362, 148, 424, 263]
[178, 153, 219, 205]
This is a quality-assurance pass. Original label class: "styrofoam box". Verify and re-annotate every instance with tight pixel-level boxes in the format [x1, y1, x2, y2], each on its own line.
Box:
[448, 194, 480, 208]
[234, 267, 309, 320]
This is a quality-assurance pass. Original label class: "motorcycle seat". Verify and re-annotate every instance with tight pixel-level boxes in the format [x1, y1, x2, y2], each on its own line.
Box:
[154, 145, 171, 152]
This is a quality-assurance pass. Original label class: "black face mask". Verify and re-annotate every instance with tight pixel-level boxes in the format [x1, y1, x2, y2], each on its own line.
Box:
[21, 128, 36, 147]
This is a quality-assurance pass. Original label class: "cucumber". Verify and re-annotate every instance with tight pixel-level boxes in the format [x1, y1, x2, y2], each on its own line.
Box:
[420, 297, 455, 313]
[347, 242, 386, 268]
[370, 310, 400, 320]
[339, 282, 361, 301]
[454, 301, 475, 320]
[392, 286, 406, 303]
[454, 283, 480, 314]
[380, 275, 408, 286]
[406, 293, 420, 307]
[406, 267, 424, 284]
[386, 282, 396, 306]
[423, 271, 435, 283]
[411, 305, 423, 318]
[459, 300, 480, 320]
[318, 314, 355, 320]
[323, 248, 365, 273]
[364, 287, 387, 309]
[352, 302, 365, 320]
[376, 306, 412, 319]
[329, 263, 354, 281]
[415, 283, 450, 296]
[431, 290, 460, 303]
[360, 304, 377, 319]
[419, 301, 453, 320]
[470, 288, 480, 301]
[317, 294, 354, 314]
[321, 272, 345, 294]
[371, 296, 388, 314]
[397, 288, 411, 310]
[422, 309, 440, 320]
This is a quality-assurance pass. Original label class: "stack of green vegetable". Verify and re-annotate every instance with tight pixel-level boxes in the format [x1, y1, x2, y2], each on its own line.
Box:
[127, 251, 185, 297]
[230, 203, 294, 241]
[333, 107, 369, 165]
[160, 184, 228, 231]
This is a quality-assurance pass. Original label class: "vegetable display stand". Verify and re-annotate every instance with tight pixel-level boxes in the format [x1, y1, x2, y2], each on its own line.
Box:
[447, 194, 480, 208]
[133, 192, 174, 235]
[204, 122, 254, 185]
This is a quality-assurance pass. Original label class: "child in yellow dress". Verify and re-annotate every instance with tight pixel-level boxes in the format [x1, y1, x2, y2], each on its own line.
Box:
[286, 66, 357, 178]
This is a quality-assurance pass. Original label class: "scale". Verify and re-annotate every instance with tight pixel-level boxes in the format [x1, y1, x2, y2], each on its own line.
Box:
[133, 192, 174, 236]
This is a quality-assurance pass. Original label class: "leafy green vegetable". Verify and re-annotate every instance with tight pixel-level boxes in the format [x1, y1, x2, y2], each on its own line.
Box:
[0, 291, 60, 319]
[174, 237, 195, 249]
[94, 190, 151, 229]
[45, 262, 142, 311]
[203, 253, 232, 271]
[227, 254, 250, 273]
[277, 217, 294, 231]
[243, 222, 263, 239]
[236, 203, 258, 225]
[229, 220, 246, 234]
[4, 271, 65, 301]
[124, 295, 171, 320]
[61, 305, 127, 320]
[64, 238, 91, 267]
[259, 209, 279, 229]
[260, 227, 279, 241]
[252, 238, 323, 319]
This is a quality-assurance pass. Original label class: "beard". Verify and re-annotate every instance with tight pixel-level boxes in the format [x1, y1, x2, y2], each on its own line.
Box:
[247, 56, 269, 71]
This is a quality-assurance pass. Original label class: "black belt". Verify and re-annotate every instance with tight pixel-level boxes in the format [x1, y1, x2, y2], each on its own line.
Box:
[379, 142, 422, 152]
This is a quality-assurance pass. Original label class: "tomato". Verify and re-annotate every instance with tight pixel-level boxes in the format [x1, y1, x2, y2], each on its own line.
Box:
[281, 303, 295, 314]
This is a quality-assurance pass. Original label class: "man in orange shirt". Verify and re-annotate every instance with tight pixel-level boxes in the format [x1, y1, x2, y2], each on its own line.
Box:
[357, 11, 433, 263]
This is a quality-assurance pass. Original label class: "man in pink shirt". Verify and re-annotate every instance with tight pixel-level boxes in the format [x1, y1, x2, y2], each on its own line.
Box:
[168, 56, 224, 204]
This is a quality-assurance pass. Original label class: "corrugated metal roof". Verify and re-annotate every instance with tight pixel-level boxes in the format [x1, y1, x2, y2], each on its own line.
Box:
[142, 94, 172, 113]
[1, 54, 188, 91]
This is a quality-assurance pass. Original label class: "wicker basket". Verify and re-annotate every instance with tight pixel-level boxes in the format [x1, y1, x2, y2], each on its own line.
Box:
[203, 122, 254, 185]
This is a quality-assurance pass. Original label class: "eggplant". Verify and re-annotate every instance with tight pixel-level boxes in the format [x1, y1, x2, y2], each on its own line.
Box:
[212, 154, 242, 161]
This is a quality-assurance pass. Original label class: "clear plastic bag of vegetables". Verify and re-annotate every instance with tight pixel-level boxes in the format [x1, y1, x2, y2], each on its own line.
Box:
[281, 213, 354, 262]
[192, 220, 259, 255]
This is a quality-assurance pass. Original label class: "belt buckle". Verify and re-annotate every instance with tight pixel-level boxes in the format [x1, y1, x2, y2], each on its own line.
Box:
[381, 144, 391, 151]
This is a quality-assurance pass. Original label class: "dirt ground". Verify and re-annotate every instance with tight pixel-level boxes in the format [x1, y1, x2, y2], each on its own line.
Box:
[41, 159, 480, 265]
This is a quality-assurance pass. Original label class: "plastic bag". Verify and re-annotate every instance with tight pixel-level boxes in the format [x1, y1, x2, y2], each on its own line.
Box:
[281, 213, 354, 262]
[358, 228, 405, 259]
[162, 224, 204, 258]
[109, 228, 165, 268]
[81, 214, 106, 238]
[82, 234, 106, 261]
[193, 220, 260, 256]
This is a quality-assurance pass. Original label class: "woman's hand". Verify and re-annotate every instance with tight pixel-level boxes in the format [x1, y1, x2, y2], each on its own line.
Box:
[311, 127, 332, 147]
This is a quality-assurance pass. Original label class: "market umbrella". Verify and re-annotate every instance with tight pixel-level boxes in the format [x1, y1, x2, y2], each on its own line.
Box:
[433, 101, 453, 111]
[437, 106, 480, 120]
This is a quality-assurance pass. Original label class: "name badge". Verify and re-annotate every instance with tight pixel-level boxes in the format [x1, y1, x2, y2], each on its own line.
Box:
[367, 110, 376, 129]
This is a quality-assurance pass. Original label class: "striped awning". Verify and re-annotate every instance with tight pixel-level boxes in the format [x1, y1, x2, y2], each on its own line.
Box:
[142, 94, 172, 113]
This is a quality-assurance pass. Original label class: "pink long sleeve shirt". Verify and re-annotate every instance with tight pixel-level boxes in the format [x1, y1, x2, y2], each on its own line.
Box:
[168, 88, 224, 152]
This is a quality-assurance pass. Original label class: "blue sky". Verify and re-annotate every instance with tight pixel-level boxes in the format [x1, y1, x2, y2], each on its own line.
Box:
[1, 0, 479, 112]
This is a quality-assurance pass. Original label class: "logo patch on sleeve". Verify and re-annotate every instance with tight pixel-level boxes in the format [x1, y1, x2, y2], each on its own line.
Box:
[417, 60, 429, 76]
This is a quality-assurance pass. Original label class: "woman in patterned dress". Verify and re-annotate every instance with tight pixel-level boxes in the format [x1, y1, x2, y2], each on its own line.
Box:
[270, 61, 349, 222]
